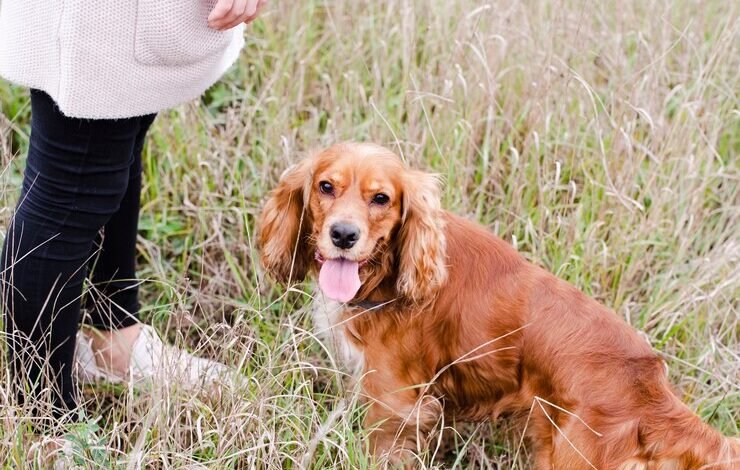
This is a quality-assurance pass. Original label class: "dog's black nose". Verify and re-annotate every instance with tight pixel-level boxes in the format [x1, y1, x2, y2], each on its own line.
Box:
[330, 222, 360, 249]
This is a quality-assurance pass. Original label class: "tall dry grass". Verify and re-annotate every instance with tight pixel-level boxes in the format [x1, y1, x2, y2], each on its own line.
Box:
[0, 0, 738, 467]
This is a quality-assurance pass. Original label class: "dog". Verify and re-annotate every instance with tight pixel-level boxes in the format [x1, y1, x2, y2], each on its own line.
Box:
[258, 142, 739, 469]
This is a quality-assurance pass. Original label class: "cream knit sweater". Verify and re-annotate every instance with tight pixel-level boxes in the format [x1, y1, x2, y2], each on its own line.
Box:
[0, 0, 244, 119]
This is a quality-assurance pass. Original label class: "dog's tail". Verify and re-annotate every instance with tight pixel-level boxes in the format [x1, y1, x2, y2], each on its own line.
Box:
[640, 392, 739, 469]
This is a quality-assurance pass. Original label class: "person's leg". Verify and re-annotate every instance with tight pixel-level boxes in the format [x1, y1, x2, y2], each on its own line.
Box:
[85, 113, 154, 328]
[83, 114, 155, 375]
[1, 90, 153, 425]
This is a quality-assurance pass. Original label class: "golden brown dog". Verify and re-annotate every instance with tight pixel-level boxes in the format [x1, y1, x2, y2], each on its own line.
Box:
[258, 142, 738, 469]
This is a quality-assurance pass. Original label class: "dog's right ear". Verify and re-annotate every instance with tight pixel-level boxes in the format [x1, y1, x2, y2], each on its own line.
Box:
[258, 157, 314, 284]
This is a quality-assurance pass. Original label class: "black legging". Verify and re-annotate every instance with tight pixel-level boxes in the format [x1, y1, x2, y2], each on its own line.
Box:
[1, 90, 155, 423]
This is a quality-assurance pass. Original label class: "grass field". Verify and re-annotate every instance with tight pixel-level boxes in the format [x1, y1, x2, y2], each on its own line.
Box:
[1, 0, 738, 467]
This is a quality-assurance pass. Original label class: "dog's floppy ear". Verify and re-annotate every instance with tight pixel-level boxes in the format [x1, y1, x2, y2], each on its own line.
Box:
[258, 157, 314, 284]
[397, 169, 448, 303]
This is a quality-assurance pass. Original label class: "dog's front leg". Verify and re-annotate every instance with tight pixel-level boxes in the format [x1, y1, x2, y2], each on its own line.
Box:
[364, 383, 443, 468]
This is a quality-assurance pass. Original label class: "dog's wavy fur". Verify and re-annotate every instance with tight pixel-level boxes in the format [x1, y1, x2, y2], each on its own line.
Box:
[259, 143, 739, 469]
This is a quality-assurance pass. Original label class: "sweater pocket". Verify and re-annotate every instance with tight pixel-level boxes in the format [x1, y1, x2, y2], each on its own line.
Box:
[135, 0, 236, 66]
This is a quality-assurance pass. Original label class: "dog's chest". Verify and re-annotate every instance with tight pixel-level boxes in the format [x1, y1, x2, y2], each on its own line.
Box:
[311, 295, 365, 376]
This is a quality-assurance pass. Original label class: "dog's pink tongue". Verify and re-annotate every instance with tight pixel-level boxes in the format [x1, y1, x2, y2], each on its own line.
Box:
[319, 258, 361, 302]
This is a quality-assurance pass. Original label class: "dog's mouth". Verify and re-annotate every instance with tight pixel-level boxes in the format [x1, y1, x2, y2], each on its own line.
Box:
[315, 250, 368, 302]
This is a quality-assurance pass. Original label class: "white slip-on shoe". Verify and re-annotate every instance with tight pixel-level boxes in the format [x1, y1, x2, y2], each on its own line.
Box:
[74, 324, 235, 390]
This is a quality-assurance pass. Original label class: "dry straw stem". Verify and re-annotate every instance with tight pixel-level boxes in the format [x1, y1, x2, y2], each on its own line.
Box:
[0, 0, 738, 467]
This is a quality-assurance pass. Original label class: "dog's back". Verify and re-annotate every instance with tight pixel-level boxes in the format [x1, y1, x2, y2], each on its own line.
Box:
[427, 213, 739, 468]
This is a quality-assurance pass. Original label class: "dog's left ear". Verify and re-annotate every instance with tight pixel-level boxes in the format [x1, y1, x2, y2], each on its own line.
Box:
[397, 170, 448, 303]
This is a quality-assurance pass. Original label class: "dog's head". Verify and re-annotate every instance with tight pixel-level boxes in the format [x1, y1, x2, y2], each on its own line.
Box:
[258, 142, 447, 304]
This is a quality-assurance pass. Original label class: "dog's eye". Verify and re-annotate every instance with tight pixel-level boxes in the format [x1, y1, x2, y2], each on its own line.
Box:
[372, 193, 390, 205]
[319, 181, 334, 195]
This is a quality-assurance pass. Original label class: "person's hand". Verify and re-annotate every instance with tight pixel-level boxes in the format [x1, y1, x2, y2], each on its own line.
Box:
[208, 0, 267, 31]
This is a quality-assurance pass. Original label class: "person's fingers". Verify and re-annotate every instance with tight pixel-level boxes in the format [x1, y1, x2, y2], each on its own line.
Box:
[209, 0, 249, 31]
[243, 0, 264, 25]
[246, 0, 260, 16]
[220, 0, 249, 30]
[208, 0, 234, 28]
[226, 0, 256, 29]
[221, 0, 247, 30]
[210, 0, 265, 30]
